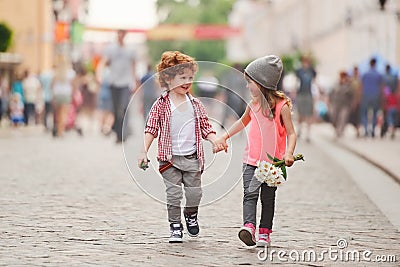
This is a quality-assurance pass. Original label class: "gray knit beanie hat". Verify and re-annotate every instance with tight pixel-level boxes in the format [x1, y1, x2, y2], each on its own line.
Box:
[244, 55, 283, 90]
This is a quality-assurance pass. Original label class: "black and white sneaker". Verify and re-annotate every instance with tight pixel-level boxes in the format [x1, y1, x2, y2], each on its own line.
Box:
[169, 223, 183, 243]
[184, 213, 199, 237]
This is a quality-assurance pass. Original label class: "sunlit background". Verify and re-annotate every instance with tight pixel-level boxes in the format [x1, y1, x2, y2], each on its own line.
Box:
[0, 0, 399, 144]
[0, 0, 399, 83]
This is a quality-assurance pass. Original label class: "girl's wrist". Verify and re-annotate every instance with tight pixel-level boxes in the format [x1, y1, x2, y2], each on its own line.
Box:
[222, 133, 229, 141]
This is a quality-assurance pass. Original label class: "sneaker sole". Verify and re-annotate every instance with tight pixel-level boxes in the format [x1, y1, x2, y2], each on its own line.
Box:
[169, 237, 183, 243]
[238, 229, 256, 246]
[187, 231, 199, 238]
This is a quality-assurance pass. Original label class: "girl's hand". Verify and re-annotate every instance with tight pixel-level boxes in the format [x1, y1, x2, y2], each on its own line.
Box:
[213, 138, 228, 153]
[284, 153, 294, 167]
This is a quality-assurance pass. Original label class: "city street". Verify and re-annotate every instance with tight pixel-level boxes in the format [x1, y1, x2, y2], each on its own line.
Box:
[1, 119, 399, 266]
[0, 105, 400, 266]
[1, 0, 399, 266]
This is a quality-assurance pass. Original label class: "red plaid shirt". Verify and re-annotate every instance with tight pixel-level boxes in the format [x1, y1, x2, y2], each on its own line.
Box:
[145, 91, 216, 171]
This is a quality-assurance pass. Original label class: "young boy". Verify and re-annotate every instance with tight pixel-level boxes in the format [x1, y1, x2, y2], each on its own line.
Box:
[137, 51, 222, 243]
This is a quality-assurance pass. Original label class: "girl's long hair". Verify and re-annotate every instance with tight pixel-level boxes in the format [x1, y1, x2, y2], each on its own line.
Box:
[245, 73, 292, 119]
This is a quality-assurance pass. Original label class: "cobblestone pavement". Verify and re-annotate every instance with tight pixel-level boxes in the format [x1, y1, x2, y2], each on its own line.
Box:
[1, 125, 399, 266]
[315, 123, 400, 184]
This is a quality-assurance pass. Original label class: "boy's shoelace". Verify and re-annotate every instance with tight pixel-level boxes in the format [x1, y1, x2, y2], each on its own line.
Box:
[172, 229, 182, 235]
[187, 217, 198, 227]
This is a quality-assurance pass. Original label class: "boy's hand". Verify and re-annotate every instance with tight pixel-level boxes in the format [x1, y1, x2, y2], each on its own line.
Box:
[138, 152, 149, 170]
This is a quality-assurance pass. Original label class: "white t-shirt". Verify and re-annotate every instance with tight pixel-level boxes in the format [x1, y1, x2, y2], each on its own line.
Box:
[23, 75, 41, 103]
[52, 69, 75, 96]
[170, 95, 197, 156]
[103, 43, 136, 87]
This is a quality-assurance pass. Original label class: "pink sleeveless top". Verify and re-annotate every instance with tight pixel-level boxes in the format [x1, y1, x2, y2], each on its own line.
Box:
[243, 99, 288, 166]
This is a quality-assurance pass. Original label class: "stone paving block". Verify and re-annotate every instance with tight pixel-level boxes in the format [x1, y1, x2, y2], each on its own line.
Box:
[0, 127, 399, 266]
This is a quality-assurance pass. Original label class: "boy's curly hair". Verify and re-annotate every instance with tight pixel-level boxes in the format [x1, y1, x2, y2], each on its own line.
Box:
[157, 51, 198, 89]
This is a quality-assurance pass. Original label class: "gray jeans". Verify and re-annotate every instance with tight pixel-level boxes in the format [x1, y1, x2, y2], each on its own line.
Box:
[161, 155, 202, 223]
[242, 164, 277, 229]
[110, 85, 131, 142]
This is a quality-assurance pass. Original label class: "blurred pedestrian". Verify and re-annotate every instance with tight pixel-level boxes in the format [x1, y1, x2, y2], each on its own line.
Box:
[382, 64, 399, 139]
[295, 55, 316, 142]
[101, 29, 137, 143]
[360, 58, 383, 138]
[39, 67, 54, 131]
[329, 71, 354, 138]
[216, 55, 296, 247]
[22, 69, 41, 125]
[140, 64, 160, 121]
[65, 81, 83, 136]
[9, 93, 24, 127]
[51, 55, 75, 137]
[11, 71, 24, 102]
[348, 66, 362, 137]
[137, 51, 220, 243]
[380, 64, 398, 138]
[97, 63, 114, 136]
[76, 64, 98, 127]
[314, 88, 329, 123]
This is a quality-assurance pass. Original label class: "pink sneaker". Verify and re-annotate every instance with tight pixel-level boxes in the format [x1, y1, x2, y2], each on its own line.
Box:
[257, 228, 272, 247]
[238, 223, 256, 246]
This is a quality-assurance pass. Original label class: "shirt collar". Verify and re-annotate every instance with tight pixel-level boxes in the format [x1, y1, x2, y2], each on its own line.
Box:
[160, 90, 195, 102]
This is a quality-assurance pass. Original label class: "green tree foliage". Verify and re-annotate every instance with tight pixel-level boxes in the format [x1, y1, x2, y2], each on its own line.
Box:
[148, 0, 235, 64]
[280, 51, 317, 73]
[281, 53, 300, 73]
[0, 22, 13, 52]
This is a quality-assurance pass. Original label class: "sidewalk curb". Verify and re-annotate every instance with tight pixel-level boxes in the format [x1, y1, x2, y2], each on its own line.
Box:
[334, 139, 400, 186]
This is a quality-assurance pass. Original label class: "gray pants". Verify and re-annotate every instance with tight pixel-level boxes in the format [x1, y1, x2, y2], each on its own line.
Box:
[161, 155, 202, 223]
[110, 85, 131, 142]
[242, 164, 277, 229]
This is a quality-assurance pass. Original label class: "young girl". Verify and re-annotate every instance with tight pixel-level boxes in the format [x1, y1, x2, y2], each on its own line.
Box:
[10, 93, 25, 127]
[137, 51, 221, 243]
[217, 55, 296, 246]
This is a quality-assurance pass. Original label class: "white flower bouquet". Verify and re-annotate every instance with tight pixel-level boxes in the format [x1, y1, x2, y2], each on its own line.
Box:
[255, 153, 304, 187]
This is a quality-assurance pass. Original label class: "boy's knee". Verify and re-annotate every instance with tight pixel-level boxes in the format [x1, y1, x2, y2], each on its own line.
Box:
[186, 187, 202, 202]
[166, 190, 183, 205]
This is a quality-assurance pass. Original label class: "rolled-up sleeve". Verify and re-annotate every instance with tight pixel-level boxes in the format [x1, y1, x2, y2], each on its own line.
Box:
[196, 101, 216, 139]
[144, 100, 160, 138]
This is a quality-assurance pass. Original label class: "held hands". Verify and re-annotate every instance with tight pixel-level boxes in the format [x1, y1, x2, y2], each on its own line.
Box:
[212, 137, 228, 153]
[207, 133, 228, 153]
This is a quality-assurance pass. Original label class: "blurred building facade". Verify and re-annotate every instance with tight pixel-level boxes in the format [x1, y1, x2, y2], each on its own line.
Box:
[0, 0, 53, 72]
[0, 0, 89, 73]
[227, 0, 400, 77]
